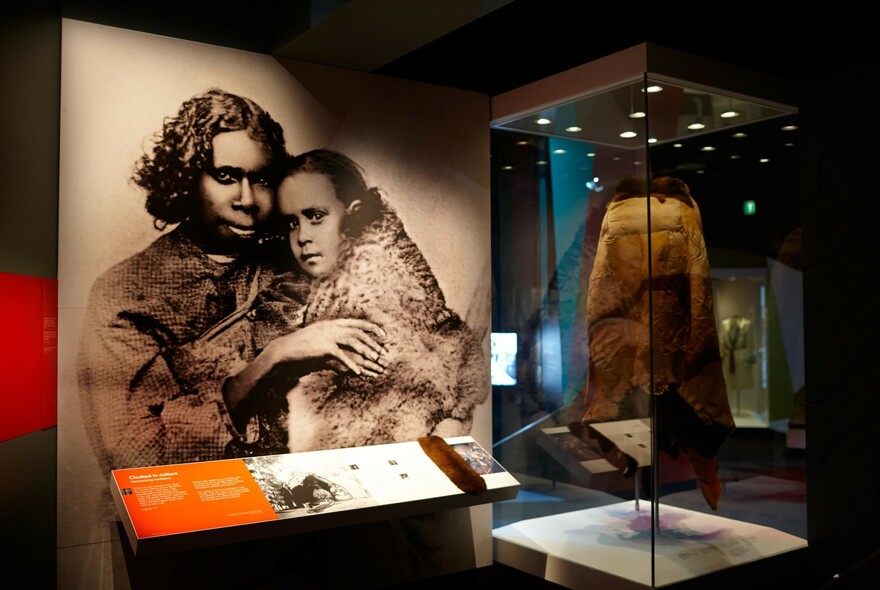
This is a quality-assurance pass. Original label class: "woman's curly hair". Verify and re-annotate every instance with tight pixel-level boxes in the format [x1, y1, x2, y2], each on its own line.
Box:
[132, 88, 287, 227]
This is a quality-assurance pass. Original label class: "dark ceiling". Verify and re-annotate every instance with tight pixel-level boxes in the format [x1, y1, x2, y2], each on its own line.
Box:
[49, 1, 880, 97]
[378, 2, 851, 94]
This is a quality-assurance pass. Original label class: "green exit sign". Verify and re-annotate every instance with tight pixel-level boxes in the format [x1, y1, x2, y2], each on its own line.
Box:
[743, 200, 756, 215]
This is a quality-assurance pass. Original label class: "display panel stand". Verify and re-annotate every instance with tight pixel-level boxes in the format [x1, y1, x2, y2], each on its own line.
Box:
[536, 426, 622, 486]
[589, 419, 653, 513]
[538, 421, 696, 504]
[110, 436, 519, 556]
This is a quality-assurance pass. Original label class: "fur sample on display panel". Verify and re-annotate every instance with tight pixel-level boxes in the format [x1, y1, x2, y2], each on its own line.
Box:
[286, 199, 487, 452]
[418, 436, 487, 495]
[581, 176, 734, 510]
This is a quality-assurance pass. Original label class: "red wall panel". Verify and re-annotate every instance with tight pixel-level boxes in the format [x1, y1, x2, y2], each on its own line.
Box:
[0, 272, 57, 442]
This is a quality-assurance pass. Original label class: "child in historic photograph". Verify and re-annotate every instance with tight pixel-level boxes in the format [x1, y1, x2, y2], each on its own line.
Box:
[229, 149, 487, 454]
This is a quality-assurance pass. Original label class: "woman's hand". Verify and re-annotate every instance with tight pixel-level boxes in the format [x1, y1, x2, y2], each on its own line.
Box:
[267, 318, 388, 376]
[224, 319, 387, 422]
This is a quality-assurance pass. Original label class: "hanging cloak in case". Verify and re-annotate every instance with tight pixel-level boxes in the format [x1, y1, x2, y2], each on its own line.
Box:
[581, 176, 735, 509]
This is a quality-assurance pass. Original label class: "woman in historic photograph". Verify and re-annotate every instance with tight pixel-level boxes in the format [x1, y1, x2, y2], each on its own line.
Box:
[225, 148, 487, 455]
[76, 90, 385, 478]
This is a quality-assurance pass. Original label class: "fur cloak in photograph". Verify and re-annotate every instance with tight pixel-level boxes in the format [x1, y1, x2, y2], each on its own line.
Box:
[284, 197, 487, 452]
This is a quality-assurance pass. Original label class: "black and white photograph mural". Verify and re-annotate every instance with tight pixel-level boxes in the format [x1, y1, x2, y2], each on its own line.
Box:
[57, 19, 490, 588]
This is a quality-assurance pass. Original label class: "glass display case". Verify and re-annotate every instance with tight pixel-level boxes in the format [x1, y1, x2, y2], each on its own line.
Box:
[488, 44, 806, 588]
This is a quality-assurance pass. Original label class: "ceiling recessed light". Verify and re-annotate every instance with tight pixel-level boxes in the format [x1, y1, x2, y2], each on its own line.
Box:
[536, 160, 548, 165]
[688, 122, 706, 130]
[629, 111, 646, 119]
[700, 145, 716, 152]
[536, 118, 551, 125]
[565, 126, 582, 132]
[733, 132, 747, 138]
[620, 131, 637, 138]
[781, 125, 798, 131]
[647, 137, 658, 144]
[673, 143, 683, 148]
[501, 165, 513, 170]
[553, 149, 566, 154]
[729, 154, 741, 160]
[720, 111, 740, 118]
[516, 140, 529, 146]
[586, 152, 595, 157]
[759, 158, 770, 163]
[643, 85, 663, 93]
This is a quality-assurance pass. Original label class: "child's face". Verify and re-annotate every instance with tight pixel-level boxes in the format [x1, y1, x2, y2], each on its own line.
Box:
[277, 172, 349, 278]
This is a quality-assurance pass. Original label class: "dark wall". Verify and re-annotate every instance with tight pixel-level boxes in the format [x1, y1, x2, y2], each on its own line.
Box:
[0, 8, 61, 590]
[801, 57, 880, 581]
[0, 10, 60, 278]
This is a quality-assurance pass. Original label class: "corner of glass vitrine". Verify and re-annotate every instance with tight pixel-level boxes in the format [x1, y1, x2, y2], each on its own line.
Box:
[490, 58, 805, 588]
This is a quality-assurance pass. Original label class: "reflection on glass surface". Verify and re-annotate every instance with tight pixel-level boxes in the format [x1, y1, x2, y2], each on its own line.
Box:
[493, 78, 792, 149]
[490, 332, 518, 386]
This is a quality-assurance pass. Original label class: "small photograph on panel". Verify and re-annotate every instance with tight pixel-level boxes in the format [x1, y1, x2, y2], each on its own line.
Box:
[450, 441, 505, 475]
[243, 453, 376, 517]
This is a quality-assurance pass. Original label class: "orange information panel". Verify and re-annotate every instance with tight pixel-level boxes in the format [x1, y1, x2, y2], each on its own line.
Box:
[110, 436, 520, 556]
[111, 459, 279, 539]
